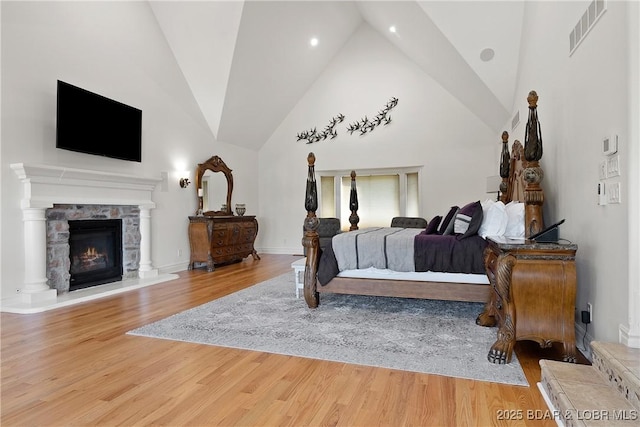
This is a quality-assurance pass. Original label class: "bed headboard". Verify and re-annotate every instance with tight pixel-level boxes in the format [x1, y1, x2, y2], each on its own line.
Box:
[500, 90, 547, 236]
[499, 133, 526, 205]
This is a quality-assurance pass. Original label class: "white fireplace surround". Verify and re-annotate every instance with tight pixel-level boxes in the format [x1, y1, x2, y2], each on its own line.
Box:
[6, 163, 174, 313]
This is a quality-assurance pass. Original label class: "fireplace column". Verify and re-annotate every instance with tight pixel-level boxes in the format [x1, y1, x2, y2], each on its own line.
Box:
[138, 205, 158, 278]
[21, 208, 57, 303]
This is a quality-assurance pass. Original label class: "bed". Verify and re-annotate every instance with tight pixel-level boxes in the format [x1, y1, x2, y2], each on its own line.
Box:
[301, 132, 532, 310]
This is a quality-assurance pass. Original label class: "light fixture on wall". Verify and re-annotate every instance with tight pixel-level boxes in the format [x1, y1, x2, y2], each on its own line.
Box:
[179, 177, 191, 188]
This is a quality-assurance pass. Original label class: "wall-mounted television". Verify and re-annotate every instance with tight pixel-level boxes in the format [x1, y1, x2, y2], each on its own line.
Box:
[56, 80, 142, 162]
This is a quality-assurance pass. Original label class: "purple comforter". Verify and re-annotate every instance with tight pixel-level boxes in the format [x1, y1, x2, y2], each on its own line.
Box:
[413, 233, 487, 274]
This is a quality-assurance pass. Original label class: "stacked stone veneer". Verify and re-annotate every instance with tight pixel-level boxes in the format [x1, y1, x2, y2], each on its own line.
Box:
[46, 204, 141, 293]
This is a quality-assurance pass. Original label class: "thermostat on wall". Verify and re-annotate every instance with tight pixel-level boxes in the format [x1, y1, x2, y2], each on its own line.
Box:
[603, 134, 618, 155]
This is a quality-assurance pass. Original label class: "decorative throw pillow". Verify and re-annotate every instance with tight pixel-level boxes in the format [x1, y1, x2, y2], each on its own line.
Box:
[478, 199, 508, 238]
[424, 216, 442, 234]
[454, 200, 483, 239]
[438, 206, 459, 235]
[504, 201, 525, 237]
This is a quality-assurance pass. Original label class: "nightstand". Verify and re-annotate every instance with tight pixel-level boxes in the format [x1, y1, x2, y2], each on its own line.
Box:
[476, 236, 578, 364]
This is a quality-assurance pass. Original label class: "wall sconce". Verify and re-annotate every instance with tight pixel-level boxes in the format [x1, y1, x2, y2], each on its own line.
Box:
[179, 177, 191, 188]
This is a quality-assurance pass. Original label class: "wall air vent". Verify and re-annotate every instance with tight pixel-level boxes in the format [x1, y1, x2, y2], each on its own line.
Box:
[570, 0, 607, 55]
[511, 110, 520, 131]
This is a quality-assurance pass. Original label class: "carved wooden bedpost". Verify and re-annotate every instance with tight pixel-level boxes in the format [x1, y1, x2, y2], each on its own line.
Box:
[523, 90, 545, 236]
[302, 152, 320, 308]
[348, 170, 359, 231]
[499, 131, 510, 203]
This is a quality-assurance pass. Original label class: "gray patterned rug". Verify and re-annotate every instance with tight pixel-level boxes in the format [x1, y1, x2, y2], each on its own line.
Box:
[128, 273, 528, 386]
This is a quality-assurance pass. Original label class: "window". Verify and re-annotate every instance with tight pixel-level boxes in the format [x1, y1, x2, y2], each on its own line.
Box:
[318, 168, 421, 229]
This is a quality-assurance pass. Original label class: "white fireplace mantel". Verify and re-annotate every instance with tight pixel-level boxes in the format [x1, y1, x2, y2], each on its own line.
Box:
[11, 163, 161, 209]
[8, 163, 166, 311]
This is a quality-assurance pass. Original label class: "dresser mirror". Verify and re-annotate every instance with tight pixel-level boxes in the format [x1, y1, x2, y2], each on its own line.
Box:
[195, 155, 233, 216]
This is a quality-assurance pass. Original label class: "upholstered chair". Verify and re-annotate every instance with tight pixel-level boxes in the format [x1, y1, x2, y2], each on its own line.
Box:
[303, 217, 342, 255]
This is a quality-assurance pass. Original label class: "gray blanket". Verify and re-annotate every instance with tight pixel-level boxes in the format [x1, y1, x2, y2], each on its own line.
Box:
[333, 227, 423, 272]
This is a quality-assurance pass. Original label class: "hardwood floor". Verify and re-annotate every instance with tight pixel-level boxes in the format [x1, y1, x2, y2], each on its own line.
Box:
[1, 254, 589, 426]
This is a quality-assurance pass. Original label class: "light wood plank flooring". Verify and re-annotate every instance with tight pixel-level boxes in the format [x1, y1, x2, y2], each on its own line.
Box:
[1, 254, 588, 426]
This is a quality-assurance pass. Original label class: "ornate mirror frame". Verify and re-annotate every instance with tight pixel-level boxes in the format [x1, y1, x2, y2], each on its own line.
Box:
[195, 155, 234, 216]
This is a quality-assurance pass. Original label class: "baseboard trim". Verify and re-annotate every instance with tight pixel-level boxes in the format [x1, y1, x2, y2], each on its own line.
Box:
[575, 322, 594, 361]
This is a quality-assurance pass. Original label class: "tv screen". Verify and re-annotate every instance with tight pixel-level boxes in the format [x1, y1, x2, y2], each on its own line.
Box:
[56, 80, 142, 162]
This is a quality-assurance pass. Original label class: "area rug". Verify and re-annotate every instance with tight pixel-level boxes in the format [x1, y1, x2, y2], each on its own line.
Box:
[128, 273, 528, 386]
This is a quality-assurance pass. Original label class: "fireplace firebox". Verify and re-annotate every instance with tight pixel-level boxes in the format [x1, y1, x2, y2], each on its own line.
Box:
[68, 219, 123, 291]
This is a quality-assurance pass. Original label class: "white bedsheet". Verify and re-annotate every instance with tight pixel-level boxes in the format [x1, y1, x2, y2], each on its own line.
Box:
[336, 267, 489, 284]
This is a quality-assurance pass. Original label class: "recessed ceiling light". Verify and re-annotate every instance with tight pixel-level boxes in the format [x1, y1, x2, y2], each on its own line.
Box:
[310, 37, 319, 47]
[389, 26, 397, 33]
[480, 48, 495, 62]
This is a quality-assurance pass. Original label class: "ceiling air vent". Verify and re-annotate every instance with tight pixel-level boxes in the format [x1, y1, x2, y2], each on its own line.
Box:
[511, 110, 520, 131]
[570, 0, 607, 55]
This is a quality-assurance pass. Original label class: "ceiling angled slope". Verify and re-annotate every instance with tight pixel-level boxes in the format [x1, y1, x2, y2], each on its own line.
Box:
[149, 1, 524, 151]
[149, 0, 244, 140]
[418, 0, 524, 113]
[356, 1, 512, 133]
[216, 1, 363, 151]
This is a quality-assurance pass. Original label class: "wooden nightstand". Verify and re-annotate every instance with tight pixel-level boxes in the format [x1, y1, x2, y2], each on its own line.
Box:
[476, 236, 578, 364]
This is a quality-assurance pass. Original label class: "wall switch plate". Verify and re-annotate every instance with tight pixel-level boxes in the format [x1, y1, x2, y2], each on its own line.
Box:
[608, 182, 621, 204]
[599, 160, 607, 180]
[607, 155, 620, 177]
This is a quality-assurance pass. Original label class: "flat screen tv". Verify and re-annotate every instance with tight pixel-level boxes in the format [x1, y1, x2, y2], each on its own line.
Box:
[56, 80, 142, 162]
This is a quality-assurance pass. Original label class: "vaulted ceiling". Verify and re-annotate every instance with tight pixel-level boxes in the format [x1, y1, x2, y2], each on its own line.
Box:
[149, 1, 524, 151]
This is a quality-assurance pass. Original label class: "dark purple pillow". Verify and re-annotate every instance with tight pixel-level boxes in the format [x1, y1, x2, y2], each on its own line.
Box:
[454, 200, 483, 239]
[425, 216, 442, 234]
[438, 206, 459, 235]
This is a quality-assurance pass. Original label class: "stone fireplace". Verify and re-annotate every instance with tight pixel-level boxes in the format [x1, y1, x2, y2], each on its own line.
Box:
[10, 163, 162, 306]
[47, 207, 141, 293]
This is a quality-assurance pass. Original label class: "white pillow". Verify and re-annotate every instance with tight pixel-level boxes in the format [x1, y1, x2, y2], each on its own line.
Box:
[478, 199, 508, 238]
[504, 202, 525, 237]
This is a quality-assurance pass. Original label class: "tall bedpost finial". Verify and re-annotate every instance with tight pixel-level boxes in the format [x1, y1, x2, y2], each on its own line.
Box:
[302, 152, 319, 308]
[500, 131, 510, 178]
[523, 90, 545, 236]
[348, 170, 359, 231]
[527, 90, 538, 108]
[524, 90, 542, 162]
[499, 131, 510, 203]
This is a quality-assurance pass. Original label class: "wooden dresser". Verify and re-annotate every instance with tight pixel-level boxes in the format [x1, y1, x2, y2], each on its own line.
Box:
[188, 215, 260, 272]
[476, 236, 578, 364]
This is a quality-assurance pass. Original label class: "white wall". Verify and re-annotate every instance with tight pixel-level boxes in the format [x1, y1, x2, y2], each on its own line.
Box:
[510, 0, 636, 345]
[258, 23, 498, 254]
[0, 1, 259, 299]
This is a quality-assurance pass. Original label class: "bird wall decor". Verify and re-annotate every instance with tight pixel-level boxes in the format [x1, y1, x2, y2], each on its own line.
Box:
[296, 114, 345, 144]
[346, 97, 398, 136]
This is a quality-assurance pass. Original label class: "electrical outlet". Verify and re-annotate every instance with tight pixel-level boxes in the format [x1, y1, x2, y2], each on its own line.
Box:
[587, 302, 593, 323]
[177, 248, 183, 257]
